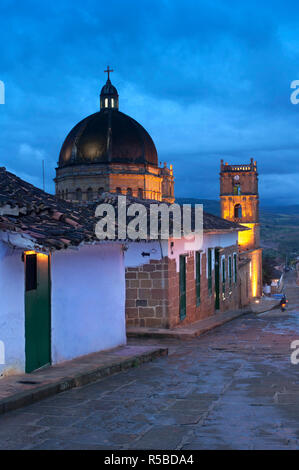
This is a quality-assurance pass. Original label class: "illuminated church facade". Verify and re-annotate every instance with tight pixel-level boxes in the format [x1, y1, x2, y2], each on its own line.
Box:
[55, 68, 174, 203]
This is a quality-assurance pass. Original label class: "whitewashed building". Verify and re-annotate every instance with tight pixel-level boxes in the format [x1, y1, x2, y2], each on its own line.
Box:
[0, 168, 126, 376]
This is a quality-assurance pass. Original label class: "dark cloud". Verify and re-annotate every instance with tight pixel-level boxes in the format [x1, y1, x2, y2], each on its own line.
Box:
[0, 0, 299, 203]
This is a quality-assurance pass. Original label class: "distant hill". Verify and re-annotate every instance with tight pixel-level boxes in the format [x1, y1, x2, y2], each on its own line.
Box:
[261, 204, 299, 215]
[176, 198, 299, 262]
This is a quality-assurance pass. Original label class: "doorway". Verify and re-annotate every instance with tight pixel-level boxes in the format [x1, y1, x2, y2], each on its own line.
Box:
[215, 248, 220, 310]
[25, 252, 51, 373]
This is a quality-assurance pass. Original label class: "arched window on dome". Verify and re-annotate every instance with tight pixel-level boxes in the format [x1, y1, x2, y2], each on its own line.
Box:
[76, 188, 82, 201]
[111, 98, 114, 108]
[138, 188, 143, 199]
[127, 188, 132, 196]
[105, 98, 109, 108]
[87, 188, 93, 201]
[116, 187, 122, 194]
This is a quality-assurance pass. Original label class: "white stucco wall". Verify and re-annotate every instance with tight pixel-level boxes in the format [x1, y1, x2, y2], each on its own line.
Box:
[167, 231, 238, 271]
[124, 240, 167, 268]
[202, 232, 238, 250]
[0, 241, 25, 376]
[124, 232, 238, 273]
[51, 243, 126, 364]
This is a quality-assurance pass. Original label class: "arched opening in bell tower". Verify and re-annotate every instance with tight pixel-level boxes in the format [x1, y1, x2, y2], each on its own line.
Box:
[234, 204, 242, 219]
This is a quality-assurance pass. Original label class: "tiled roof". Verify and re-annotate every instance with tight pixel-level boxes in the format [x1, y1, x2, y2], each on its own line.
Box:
[0, 168, 98, 250]
[0, 168, 246, 251]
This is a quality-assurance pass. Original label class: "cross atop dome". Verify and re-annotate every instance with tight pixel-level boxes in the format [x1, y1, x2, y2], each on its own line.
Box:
[104, 66, 114, 81]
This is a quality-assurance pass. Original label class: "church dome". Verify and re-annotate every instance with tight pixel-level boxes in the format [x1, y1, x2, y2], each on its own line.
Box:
[58, 70, 158, 168]
[58, 110, 158, 168]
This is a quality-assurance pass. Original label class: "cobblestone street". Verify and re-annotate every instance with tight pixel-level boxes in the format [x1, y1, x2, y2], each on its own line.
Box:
[0, 273, 299, 450]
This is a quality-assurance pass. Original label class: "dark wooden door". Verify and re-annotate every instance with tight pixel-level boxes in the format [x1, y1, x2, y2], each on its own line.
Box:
[25, 253, 51, 373]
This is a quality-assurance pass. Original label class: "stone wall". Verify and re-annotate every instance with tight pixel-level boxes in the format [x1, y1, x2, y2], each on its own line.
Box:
[126, 258, 169, 328]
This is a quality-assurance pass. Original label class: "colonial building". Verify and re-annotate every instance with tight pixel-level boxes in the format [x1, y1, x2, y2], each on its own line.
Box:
[55, 69, 174, 203]
[0, 168, 126, 376]
[220, 159, 263, 299]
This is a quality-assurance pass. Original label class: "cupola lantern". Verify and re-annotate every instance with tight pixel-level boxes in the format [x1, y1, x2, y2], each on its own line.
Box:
[100, 66, 119, 110]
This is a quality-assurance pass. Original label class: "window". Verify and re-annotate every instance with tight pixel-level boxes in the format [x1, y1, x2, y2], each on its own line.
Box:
[25, 254, 37, 291]
[207, 248, 212, 296]
[195, 251, 201, 306]
[111, 98, 114, 108]
[222, 257, 226, 294]
[138, 188, 143, 199]
[179, 255, 186, 320]
[127, 188, 132, 196]
[116, 187, 122, 194]
[228, 256, 232, 287]
[233, 253, 237, 284]
[105, 98, 108, 108]
[233, 183, 241, 195]
[98, 187, 104, 197]
[87, 187, 93, 201]
[75, 188, 82, 201]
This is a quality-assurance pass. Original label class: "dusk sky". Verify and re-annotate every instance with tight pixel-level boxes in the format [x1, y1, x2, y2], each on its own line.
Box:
[1, 0, 299, 204]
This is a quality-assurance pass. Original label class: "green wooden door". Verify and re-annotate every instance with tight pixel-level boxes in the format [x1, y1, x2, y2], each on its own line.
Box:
[179, 255, 186, 320]
[25, 253, 51, 373]
[214, 249, 220, 310]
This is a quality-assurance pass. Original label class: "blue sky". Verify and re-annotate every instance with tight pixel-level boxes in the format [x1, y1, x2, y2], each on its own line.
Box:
[1, 0, 299, 204]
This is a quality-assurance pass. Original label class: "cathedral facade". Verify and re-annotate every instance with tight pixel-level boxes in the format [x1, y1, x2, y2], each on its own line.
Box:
[55, 72, 174, 203]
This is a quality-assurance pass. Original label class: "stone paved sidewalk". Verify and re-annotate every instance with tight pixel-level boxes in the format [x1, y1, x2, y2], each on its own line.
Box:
[0, 345, 167, 415]
[127, 307, 251, 339]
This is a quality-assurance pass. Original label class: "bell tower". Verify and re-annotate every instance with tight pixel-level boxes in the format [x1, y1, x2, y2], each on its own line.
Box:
[220, 158, 262, 298]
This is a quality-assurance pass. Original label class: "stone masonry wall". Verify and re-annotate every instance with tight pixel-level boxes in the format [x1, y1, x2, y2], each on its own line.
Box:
[126, 258, 169, 328]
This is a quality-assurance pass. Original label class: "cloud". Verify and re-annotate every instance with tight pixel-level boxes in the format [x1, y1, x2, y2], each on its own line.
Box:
[0, 0, 299, 203]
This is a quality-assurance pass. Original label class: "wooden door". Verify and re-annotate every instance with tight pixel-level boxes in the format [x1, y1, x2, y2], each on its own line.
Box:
[25, 253, 51, 373]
